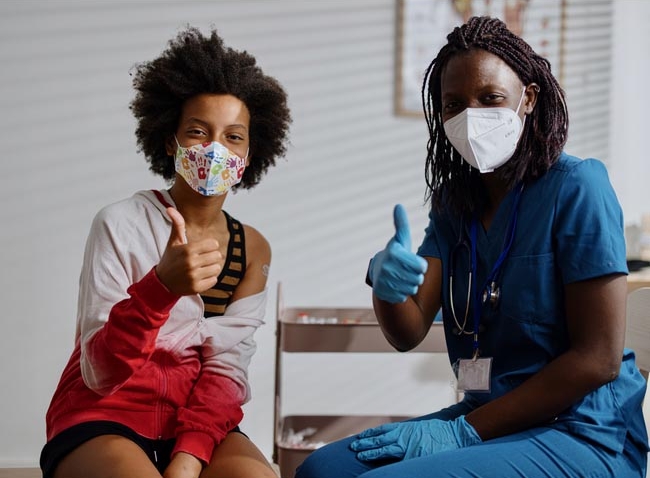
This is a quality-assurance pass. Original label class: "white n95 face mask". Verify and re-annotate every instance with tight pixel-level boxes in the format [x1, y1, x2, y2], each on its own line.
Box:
[443, 88, 526, 173]
[174, 138, 247, 196]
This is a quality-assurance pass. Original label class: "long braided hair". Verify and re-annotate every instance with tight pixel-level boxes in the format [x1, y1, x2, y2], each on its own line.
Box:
[422, 16, 568, 216]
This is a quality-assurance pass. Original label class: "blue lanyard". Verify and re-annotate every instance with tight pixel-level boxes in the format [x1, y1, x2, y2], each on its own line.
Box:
[469, 183, 524, 356]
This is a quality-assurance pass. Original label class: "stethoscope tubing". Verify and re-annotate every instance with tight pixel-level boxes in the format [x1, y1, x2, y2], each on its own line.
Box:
[448, 183, 525, 344]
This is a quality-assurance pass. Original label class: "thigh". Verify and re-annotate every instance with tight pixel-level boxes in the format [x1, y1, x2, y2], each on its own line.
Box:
[295, 403, 474, 478]
[53, 435, 161, 478]
[295, 402, 471, 478]
[359, 427, 642, 478]
[295, 435, 378, 478]
[201, 431, 278, 478]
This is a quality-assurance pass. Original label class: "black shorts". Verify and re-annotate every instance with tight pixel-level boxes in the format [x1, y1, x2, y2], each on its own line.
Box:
[40, 421, 245, 478]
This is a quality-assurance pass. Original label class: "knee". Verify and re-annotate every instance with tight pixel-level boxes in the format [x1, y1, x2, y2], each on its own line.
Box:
[293, 436, 360, 478]
[293, 449, 325, 478]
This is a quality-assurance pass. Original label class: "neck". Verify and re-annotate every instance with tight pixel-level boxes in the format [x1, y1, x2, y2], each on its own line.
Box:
[484, 172, 510, 204]
[168, 178, 227, 230]
[479, 174, 509, 229]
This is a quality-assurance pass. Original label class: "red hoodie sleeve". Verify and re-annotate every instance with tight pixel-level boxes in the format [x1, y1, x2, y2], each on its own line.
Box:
[171, 292, 265, 462]
[172, 372, 244, 463]
[81, 267, 179, 395]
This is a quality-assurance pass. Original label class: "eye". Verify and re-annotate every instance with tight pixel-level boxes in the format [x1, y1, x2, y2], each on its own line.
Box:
[186, 128, 207, 138]
[483, 93, 505, 105]
[226, 133, 245, 142]
[443, 100, 462, 114]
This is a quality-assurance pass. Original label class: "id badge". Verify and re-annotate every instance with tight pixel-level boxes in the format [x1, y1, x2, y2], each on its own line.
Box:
[456, 357, 492, 392]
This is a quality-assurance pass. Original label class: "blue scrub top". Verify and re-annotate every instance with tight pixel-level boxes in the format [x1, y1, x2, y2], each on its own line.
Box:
[417, 152, 648, 455]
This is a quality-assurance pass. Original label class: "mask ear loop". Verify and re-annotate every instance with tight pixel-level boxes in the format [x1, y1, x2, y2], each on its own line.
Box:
[515, 86, 527, 116]
[513, 86, 528, 134]
[170, 135, 183, 158]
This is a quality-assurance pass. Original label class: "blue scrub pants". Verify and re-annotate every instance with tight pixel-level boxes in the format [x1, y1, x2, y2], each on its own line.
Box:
[294, 402, 646, 478]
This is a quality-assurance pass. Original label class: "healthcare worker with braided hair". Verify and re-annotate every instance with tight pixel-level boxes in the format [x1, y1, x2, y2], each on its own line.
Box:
[295, 15, 649, 478]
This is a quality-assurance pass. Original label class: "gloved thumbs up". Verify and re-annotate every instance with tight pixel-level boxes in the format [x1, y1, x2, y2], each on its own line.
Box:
[367, 204, 428, 303]
[393, 204, 411, 249]
[166, 207, 188, 245]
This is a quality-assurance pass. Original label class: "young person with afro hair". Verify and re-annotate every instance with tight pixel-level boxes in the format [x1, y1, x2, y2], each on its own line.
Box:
[296, 15, 648, 478]
[41, 26, 291, 478]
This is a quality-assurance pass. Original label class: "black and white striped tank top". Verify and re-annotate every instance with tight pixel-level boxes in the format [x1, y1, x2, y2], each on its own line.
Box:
[200, 210, 246, 317]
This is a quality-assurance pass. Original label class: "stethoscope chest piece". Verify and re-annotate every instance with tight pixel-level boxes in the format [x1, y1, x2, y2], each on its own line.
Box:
[482, 281, 500, 306]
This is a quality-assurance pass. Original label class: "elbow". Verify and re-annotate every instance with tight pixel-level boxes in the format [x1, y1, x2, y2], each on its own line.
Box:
[602, 349, 623, 384]
[572, 342, 623, 388]
[392, 343, 412, 353]
[588, 355, 622, 388]
[81, 362, 120, 397]
[81, 365, 115, 396]
[379, 316, 431, 352]
[386, 335, 422, 352]
[80, 352, 126, 396]
[602, 363, 621, 385]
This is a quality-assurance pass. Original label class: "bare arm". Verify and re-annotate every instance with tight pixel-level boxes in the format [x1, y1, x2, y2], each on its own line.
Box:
[230, 224, 271, 302]
[164, 452, 202, 478]
[465, 273, 627, 439]
[374, 257, 444, 351]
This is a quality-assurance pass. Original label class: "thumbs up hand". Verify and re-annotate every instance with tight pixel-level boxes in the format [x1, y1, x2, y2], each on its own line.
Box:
[367, 204, 428, 303]
[155, 207, 222, 296]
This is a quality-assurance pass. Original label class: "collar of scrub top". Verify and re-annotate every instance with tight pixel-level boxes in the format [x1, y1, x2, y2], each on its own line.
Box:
[469, 182, 525, 359]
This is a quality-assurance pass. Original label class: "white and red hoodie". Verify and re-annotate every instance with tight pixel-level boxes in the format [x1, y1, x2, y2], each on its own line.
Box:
[45, 189, 265, 464]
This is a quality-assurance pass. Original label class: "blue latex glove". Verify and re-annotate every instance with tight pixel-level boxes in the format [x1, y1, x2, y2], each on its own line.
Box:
[367, 204, 428, 303]
[349, 416, 481, 461]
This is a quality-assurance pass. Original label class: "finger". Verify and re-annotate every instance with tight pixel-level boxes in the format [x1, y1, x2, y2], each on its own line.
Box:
[357, 444, 404, 462]
[166, 207, 188, 245]
[350, 434, 394, 452]
[356, 422, 398, 439]
[390, 248, 428, 276]
[184, 262, 222, 294]
[189, 239, 221, 258]
[188, 249, 222, 283]
[194, 261, 223, 281]
[350, 438, 375, 452]
[393, 204, 411, 250]
[196, 275, 220, 293]
[382, 254, 425, 287]
[388, 280, 421, 299]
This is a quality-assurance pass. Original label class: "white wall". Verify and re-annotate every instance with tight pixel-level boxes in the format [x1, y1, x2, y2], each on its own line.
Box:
[0, 0, 648, 468]
[610, 0, 650, 225]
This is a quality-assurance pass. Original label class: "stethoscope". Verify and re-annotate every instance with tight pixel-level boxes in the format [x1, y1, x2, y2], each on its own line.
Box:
[448, 183, 525, 350]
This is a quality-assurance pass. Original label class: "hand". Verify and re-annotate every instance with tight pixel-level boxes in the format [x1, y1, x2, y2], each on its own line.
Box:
[349, 416, 481, 461]
[155, 207, 223, 295]
[367, 204, 428, 303]
[163, 451, 202, 478]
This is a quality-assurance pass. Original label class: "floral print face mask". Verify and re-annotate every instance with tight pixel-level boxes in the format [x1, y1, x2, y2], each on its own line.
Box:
[174, 137, 247, 196]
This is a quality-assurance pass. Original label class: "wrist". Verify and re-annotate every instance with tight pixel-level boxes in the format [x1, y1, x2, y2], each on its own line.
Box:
[456, 415, 482, 446]
[164, 452, 203, 478]
[173, 430, 214, 466]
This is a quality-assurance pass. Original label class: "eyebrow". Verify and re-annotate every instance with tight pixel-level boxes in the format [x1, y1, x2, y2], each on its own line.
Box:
[227, 124, 249, 131]
[186, 117, 248, 131]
